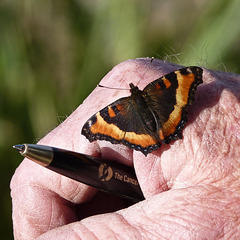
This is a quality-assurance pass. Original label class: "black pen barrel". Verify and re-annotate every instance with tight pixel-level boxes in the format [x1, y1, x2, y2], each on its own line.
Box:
[14, 144, 144, 202]
[49, 147, 144, 201]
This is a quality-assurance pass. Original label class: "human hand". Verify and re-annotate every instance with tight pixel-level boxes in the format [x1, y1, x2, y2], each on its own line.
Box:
[11, 58, 240, 239]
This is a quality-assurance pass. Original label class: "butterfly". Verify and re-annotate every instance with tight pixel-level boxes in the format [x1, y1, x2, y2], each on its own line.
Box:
[81, 66, 203, 156]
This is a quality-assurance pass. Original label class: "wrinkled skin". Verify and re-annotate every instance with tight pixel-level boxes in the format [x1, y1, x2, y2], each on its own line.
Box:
[11, 58, 240, 239]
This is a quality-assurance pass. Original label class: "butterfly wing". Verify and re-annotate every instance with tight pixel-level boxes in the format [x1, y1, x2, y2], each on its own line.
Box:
[142, 66, 203, 144]
[81, 96, 161, 155]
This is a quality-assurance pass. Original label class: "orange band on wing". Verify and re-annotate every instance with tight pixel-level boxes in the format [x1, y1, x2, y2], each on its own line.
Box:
[90, 113, 158, 148]
[90, 112, 125, 140]
[160, 70, 195, 137]
[175, 71, 195, 105]
[124, 132, 158, 148]
[160, 106, 182, 137]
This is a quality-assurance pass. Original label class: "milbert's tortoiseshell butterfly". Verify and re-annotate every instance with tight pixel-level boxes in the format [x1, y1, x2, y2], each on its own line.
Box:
[82, 63, 203, 156]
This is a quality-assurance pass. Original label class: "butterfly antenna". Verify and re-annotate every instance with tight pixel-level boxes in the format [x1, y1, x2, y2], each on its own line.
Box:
[97, 84, 129, 91]
[135, 57, 154, 86]
[98, 57, 154, 90]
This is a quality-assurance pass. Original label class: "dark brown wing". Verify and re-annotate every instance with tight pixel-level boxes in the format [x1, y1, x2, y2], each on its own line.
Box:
[142, 66, 203, 144]
[81, 96, 161, 156]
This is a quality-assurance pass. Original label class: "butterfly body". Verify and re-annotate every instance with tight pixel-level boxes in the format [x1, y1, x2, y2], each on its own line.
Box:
[82, 66, 203, 156]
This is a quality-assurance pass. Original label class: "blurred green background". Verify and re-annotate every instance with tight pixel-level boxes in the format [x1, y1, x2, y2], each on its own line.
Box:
[1, 0, 240, 238]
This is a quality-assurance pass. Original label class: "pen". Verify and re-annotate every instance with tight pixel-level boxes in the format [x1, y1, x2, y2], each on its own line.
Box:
[13, 144, 145, 202]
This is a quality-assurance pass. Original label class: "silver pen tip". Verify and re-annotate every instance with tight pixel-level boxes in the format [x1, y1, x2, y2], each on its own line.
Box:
[13, 144, 25, 153]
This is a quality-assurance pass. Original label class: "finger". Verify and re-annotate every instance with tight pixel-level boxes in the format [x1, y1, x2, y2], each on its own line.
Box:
[36, 185, 238, 239]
